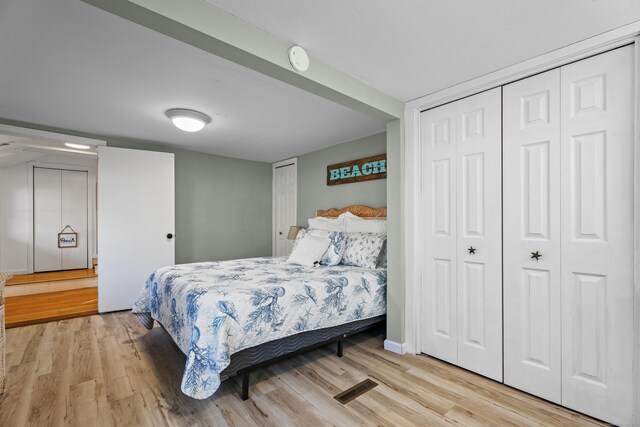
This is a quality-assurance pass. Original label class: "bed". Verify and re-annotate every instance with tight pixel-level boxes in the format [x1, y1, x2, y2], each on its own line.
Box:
[132, 205, 387, 400]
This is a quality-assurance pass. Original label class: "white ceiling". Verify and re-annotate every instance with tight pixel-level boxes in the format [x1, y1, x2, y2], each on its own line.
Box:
[0, 0, 385, 163]
[205, 0, 640, 101]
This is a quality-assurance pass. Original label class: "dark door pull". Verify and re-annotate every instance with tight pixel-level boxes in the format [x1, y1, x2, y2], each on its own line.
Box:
[166, 233, 174, 239]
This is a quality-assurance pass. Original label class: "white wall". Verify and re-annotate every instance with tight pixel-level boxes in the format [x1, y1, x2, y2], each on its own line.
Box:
[0, 153, 97, 273]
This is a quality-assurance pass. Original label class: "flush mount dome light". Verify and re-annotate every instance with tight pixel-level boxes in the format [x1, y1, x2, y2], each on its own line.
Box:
[65, 142, 91, 150]
[166, 109, 211, 132]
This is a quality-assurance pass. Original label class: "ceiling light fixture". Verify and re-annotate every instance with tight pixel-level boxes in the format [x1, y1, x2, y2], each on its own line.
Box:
[166, 109, 211, 132]
[65, 142, 91, 150]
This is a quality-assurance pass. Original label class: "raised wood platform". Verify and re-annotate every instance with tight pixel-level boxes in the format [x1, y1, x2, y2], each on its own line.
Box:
[4, 287, 98, 328]
[6, 269, 97, 286]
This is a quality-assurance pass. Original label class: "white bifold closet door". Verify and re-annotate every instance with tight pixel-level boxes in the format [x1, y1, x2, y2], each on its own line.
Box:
[560, 46, 634, 425]
[421, 88, 503, 381]
[33, 167, 88, 272]
[503, 68, 562, 403]
[504, 46, 634, 424]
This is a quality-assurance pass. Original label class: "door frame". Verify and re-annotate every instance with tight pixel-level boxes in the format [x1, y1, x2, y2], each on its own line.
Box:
[403, 21, 640, 360]
[272, 158, 297, 256]
[28, 162, 96, 273]
[0, 123, 104, 274]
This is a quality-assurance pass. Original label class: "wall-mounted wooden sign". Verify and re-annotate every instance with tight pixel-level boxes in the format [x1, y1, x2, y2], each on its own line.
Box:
[327, 153, 387, 186]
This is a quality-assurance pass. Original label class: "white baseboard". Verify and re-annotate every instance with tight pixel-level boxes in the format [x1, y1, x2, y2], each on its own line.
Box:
[384, 339, 407, 355]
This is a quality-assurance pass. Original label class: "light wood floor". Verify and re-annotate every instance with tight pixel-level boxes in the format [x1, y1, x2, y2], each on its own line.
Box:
[4, 287, 98, 328]
[0, 312, 604, 427]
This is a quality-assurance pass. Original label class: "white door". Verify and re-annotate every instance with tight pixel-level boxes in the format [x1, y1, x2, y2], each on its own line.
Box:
[273, 161, 296, 257]
[503, 69, 562, 402]
[61, 170, 88, 270]
[98, 147, 175, 313]
[421, 88, 502, 379]
[33, 168, 88, 272]
[560, 45, 634, 425]
[421, 101, 458, 365]
[34, 168, 63, 272]
[455, 88, 502, 381]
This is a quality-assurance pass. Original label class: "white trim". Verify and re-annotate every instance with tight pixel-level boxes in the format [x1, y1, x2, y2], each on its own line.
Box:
[407, 21, 640, 112]
[384, 339, 407, 355]
[404, 22, 640, 356]
[633, 35, 640, 427]
[27, 161, 97, 273]
[272, 158, 297, 256]
[0, 124, 106, 147]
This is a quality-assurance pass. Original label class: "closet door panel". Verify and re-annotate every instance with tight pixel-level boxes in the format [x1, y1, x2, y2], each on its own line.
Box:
[61, 170, 88, 270]
[456, 88, 503, 381]
[503, 69, 562, 403]
[421, 103, 458, 364]
[560, 45, 634, 425]
[33, 168, 62, 272]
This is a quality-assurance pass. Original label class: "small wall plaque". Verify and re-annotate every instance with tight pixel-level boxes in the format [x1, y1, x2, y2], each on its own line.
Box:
[327, 153, 387, 186]
[58, 225, 78, 248]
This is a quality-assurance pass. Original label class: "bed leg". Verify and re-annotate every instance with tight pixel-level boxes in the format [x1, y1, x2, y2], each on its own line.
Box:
[241, 371, 250, 401]
[337, 340, 344, 358]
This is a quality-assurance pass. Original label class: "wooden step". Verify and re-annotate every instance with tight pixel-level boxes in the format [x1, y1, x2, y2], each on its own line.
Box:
[6, 268, 97, 286]
[4, 287, 98, 328]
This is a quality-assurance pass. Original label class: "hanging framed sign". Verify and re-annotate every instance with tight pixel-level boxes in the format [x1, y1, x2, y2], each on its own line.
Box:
[326, 153, 387, 186]
[58, 225, 78, 248]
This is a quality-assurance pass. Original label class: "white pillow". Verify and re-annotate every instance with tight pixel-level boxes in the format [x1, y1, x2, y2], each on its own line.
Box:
[307, 216, 345, 232]
[287, 233, 332, 266]
[340, 211, 387, 234]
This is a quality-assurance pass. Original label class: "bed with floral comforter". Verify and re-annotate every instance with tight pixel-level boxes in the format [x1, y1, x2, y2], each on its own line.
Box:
[132, 256, 386, 399]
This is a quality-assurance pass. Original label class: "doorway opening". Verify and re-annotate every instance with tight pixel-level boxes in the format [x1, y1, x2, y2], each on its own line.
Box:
[0, 124, 104, 327]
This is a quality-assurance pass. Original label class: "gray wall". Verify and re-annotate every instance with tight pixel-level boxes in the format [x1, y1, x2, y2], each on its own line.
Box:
[386, 119, 404, 344]
[296, 132, 387, 224]
[0, 118, 272, 264]
[107, 140, 272, 264]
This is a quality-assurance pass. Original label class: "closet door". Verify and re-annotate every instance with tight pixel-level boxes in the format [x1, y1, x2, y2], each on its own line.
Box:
[503, 69, 562, 402]
[61, 170, 88, 270]
[421, 102, 458, 364]
[455, 89, 502, 381]
[421, 88, 502, 378]
[34, 168, 63, 272]
[560, 45, 634, 425]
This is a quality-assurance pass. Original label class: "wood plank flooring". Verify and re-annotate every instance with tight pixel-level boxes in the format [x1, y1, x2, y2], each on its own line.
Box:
[4, 288, 98, 328]
[6, 269, 97, 286]
[0, 312, 605, 426]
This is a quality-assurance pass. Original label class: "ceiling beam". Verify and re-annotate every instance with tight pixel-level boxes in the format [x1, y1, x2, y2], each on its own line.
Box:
[81, 0, 403, 121]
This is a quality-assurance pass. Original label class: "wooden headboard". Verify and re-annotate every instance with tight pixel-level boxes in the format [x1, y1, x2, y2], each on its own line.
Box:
[316, 205, 386, 219]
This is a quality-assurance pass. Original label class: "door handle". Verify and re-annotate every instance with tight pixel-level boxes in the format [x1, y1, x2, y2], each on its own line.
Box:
[530, 251, 541, 261]
[468, 246, 476, 255]
[279, 232, 283, 235]
[166, 233, 174, 240]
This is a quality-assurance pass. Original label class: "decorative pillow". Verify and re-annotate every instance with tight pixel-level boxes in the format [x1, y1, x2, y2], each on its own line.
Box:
[287, 233, 332, 266]
[293, 228, 347, 266]
[339, 211, 387, 234]
[340, 232, 387, 269]
[307, 216, 345, 232]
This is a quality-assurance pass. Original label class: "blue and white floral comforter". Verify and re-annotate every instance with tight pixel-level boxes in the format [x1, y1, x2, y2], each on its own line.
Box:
[132, 256, 386, 399]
